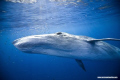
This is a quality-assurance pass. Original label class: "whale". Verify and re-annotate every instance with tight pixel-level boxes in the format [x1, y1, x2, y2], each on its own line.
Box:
[13, 32, 120, 71]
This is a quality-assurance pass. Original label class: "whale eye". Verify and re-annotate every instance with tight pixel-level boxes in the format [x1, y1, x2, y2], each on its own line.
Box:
[56, 32, 62, 35]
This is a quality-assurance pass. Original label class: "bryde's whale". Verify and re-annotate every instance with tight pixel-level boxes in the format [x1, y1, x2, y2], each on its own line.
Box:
[13, 32, 120, 71]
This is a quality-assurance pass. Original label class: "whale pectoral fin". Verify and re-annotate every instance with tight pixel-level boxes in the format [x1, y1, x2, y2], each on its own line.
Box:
[75, 59, 86, 71]
[87, 38, 120, 42]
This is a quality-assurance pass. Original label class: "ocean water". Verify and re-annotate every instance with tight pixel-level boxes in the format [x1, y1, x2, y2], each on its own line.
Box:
[0, 0, 120, 80]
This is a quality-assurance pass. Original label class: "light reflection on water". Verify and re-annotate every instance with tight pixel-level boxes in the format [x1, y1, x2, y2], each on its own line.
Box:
[1, 0, 119, 28]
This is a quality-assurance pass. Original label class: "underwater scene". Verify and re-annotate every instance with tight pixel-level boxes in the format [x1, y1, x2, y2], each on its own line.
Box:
[0, 0, 120, 80]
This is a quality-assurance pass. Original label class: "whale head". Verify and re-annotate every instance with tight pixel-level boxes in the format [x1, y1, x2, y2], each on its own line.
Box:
[13, 32, 79, 56]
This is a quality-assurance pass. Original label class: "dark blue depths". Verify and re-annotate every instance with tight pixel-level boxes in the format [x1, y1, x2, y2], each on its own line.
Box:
[0, 0, 120, 80]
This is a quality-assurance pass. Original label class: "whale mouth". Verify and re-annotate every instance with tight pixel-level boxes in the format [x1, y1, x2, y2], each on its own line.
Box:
[12, 39, 18, 44]
[12, 39, 32, 53]
[12, 38, 21, 45]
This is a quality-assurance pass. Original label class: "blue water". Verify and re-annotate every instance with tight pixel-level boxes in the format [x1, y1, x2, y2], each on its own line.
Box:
[0, 0, 120, 80]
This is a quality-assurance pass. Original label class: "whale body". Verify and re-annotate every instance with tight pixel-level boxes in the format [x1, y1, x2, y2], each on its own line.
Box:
[13, 32, 120, 71]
